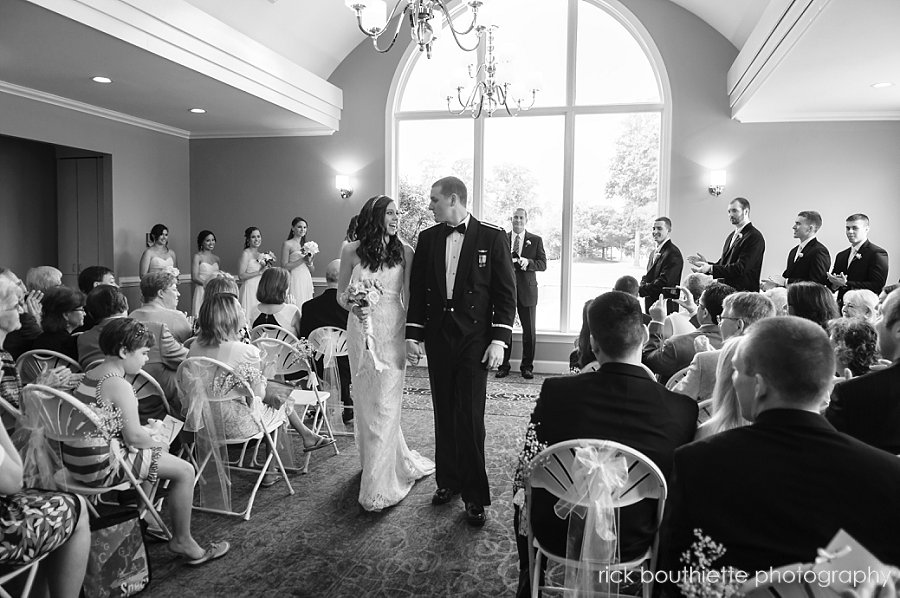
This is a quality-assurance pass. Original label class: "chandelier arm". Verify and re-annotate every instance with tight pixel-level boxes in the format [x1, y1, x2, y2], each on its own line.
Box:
[435, 7, 482, 52]
[358, 1, 411, 54]
[435, 1, 479, 36]
[354, 0, 406, 36]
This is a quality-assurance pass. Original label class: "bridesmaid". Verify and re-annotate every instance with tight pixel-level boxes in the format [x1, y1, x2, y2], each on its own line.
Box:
[191, 230, 221, 317]
[139, 224, 177, 278]
[281, 217, 315, 310]
[238, 226, 267, 319]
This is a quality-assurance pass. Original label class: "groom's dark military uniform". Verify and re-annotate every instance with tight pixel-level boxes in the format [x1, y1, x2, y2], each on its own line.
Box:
[407, 215, 516, 508]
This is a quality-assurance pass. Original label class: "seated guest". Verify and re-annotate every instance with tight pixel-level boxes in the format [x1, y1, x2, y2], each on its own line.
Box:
[32, 286, 86, 360]
[77, 285, 128, 369]
[672, 291, 775, 401]
[827, 317, 878, 378]
[0, 268, 42, 360]
[249, 267, 301, 337]
[188, 293, 333, 452]
[841, 288, 879, 323]
[643, 282, 734, 384]
[662, 273, 713, 339]
[25, 266, 63, 292]
[825, 288, 900, 453]
[881, 284, 900, 309]
[68, 318, 229, 565]
[614, 275, 652, 325]
[512, 291, 697, 597]
[74, 266, 118, 333]
[130, 271, 192, 343]
[763, 286, 788, 315]
[568, 299, 596, 373]
[694, 337, 746, 440]
[1, 423, 90, 598]
[298, 260, 352, 422]
[660, 316, 900, 579]
[786, 281, 839, 330]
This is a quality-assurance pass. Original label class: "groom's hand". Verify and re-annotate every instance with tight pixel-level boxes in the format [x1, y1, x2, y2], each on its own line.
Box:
[406, 340, 423, 365]
[481, 343, 504, 370]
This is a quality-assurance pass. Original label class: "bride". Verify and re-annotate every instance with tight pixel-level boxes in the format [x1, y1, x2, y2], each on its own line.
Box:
[338, 195, 434, 511]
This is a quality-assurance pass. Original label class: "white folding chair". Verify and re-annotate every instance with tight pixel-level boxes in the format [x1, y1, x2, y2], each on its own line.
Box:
[19, 384, 171, 539]
[15, 350, 82, 385]
[665, 366, 690, 391]
[252, 337, 340, 473]
[525, 439, 667, 598]
[175, 357, 295, 520]
[128, 368, 172, 416]
[0, 552, 49, 598]
[307, 326, 352, 437]
[697, 398, 713, 425]
[249, 324, 300, 345]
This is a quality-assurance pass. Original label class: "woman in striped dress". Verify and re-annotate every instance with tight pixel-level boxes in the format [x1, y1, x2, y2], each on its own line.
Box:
[66, 317, 229, 566]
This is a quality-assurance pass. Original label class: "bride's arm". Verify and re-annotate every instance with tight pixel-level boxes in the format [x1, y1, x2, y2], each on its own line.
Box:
[337, 242, 358, 311]
[402, 243, 414, 308]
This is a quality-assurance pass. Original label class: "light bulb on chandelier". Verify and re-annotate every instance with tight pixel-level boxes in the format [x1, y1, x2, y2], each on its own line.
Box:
[345, 0, 483, 59]
[446, 26, 539, 118]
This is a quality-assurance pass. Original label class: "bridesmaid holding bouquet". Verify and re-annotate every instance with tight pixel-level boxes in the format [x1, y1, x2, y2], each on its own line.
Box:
[281, 217, 317, 311]
[191, 230, 220, 317]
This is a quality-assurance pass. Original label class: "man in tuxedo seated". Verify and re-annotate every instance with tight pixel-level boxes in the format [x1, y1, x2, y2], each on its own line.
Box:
[643, 282, 735, 384]
[825, 287, 900, 453]
[614, 275, 652, 326]
[639, 217, 684, 314]
[298, 259, 352, 422]
[827, 213, 889, 308]
[659, 316, 900, 580]
[513, 291, 697, 597]
[670, 291, 776, 401]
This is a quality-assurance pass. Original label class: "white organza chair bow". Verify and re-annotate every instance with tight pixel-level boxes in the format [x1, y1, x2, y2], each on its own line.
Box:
[307, 326, 350, 436]
[175, 357, 295, 520]
[525, 439, 667, 598]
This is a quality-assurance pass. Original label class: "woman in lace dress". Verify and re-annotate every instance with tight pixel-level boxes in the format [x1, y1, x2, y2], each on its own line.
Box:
[281, 217, 315, 311]
[191, 229, 221, 317]
[338, 195, 434, 511]
[139, 223, 178, 278]
[238, 226, 268, 319]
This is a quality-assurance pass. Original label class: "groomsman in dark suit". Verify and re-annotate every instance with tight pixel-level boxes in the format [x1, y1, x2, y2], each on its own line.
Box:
[827, 213, 889, 308]
[497, 208, 546, 380]
[406, 176, 517, 527]
[782, 210, 831, 285]
[688, 197, 765, 292]
[639, 217, 683, 314]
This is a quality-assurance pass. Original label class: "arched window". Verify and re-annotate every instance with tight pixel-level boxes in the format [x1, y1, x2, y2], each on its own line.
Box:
[390, 0, 669, 332]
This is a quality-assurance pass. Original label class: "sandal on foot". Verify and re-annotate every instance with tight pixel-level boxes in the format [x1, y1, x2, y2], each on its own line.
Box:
[303, 436, 335, 453]
[184, 541, 230, 566]
[260, 474, 282, 488]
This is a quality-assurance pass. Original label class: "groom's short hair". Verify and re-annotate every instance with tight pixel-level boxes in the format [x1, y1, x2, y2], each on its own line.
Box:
[433, 176, 468, 206]
[588, 291, 645, 359]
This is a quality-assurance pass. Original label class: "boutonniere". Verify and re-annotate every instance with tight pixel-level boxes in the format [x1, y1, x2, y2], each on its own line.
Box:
[797, 252, 804, 259]
[524, 239, 532, 247]
[854, 252, 863, 261]
[734, 233, 743, 242]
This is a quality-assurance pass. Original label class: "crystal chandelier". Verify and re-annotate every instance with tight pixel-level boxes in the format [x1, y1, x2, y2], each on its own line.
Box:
[345, 0, 483, 59]
[447, 26, 539, 118]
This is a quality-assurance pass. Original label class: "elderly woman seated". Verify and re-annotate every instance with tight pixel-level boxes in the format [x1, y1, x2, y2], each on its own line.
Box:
[32, 286, 85, 360]
[841, 289, 879, 323]
[828, 316, 879, 378]
[130, 270, 192, 343]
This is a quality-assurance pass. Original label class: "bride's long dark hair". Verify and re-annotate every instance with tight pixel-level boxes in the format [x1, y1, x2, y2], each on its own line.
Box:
[356, 195, 403, 272]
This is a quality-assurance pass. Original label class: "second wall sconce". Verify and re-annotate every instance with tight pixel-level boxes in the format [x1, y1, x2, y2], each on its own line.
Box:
[708, 170, 726, 197]
[336, 175, 353, 199]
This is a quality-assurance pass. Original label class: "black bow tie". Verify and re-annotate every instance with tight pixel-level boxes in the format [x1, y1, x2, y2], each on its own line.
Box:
[445, 222, 466, 236]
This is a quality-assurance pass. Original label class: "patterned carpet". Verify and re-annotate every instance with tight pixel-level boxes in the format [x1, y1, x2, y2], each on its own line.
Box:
[144, 367, 546, 597]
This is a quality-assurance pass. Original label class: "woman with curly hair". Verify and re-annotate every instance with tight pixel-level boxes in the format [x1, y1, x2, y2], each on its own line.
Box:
[337, 195, 434, 511]
[786, 281, 840, 330]
[828, 316, 879, 378]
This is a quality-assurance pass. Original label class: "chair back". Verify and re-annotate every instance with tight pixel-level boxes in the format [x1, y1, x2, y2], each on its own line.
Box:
[20, 384, 100, 443]
[128, 369, 172, 416]
[176, 357, 255, 404]
[665, 366, 690, 390]
[249, 324, 300, 345]
[251, 337, 308, 380]
[307, 326, 349, 359]
[697, 398, 713, 425]
[15, 350, 82, 385]
[85, 359, 104, 372]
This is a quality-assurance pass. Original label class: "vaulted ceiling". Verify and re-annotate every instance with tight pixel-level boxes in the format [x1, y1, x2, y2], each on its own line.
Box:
[1, 0, 897, 138]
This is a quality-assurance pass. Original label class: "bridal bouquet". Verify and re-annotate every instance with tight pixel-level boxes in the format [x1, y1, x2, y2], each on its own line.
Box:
[340, 279, 386, 371]
[257, 251, 277, 268]
[301, 241, 319, 258]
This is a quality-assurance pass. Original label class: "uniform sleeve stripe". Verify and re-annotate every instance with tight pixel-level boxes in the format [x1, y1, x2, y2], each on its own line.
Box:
[407, 323, 425, 329]
[493, 324, 513, 331]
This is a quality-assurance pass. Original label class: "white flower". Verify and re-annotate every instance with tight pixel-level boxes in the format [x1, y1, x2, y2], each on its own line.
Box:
[366, 290, 381, 306]
[302, 241, 319, 257]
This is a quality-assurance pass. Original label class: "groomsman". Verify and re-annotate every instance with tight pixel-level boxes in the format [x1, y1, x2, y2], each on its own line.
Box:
[638, 217, 683, 314]
[688, 197, 765, 292]
[765, 210, 831, 287]
[497, 208, 546, 380]
[827, 213, 889, 308]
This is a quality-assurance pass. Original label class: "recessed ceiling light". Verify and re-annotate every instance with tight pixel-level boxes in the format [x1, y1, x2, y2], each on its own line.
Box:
[189, 108, 207, 114]
[91, 76, 112, 84]
[871, 82, 894, 89]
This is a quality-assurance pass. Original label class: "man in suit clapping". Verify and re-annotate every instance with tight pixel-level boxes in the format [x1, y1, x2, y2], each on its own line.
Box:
[827, 213, 889, 308]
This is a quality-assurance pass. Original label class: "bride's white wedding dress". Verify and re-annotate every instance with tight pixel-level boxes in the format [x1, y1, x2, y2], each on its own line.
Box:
[347, 262, 434, 511]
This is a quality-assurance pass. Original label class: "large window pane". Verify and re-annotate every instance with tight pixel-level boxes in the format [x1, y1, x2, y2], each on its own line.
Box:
[570, 112, 660, 330]
[576, 1, 660, 104]
[483, 116, 564, 332]
[397, 120, 473, 247]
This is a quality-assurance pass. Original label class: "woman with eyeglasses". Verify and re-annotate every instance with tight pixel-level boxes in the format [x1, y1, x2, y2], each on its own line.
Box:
[32, 286, 86, 360]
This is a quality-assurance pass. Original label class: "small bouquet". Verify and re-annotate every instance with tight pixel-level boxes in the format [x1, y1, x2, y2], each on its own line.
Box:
[340, 279, 386, 370]
[677, 529, 745, 598]
[257, 251, 277, 269]
[301, 241, 319, 259]
[164, 266, 181, 278]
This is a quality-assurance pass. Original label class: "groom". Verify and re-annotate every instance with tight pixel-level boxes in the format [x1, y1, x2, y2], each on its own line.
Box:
[406, 176, 517, 527]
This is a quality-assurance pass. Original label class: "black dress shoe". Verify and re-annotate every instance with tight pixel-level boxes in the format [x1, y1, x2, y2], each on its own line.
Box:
[432, 488, 459, 505]
[465, 502, 486, 527]
[521, 370, 534, 380]
[495, 369, 510, 379]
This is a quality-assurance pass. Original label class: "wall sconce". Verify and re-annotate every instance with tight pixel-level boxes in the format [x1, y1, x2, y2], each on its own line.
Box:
[335, 175, 353, 199]
[708, 170, 726, 196]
